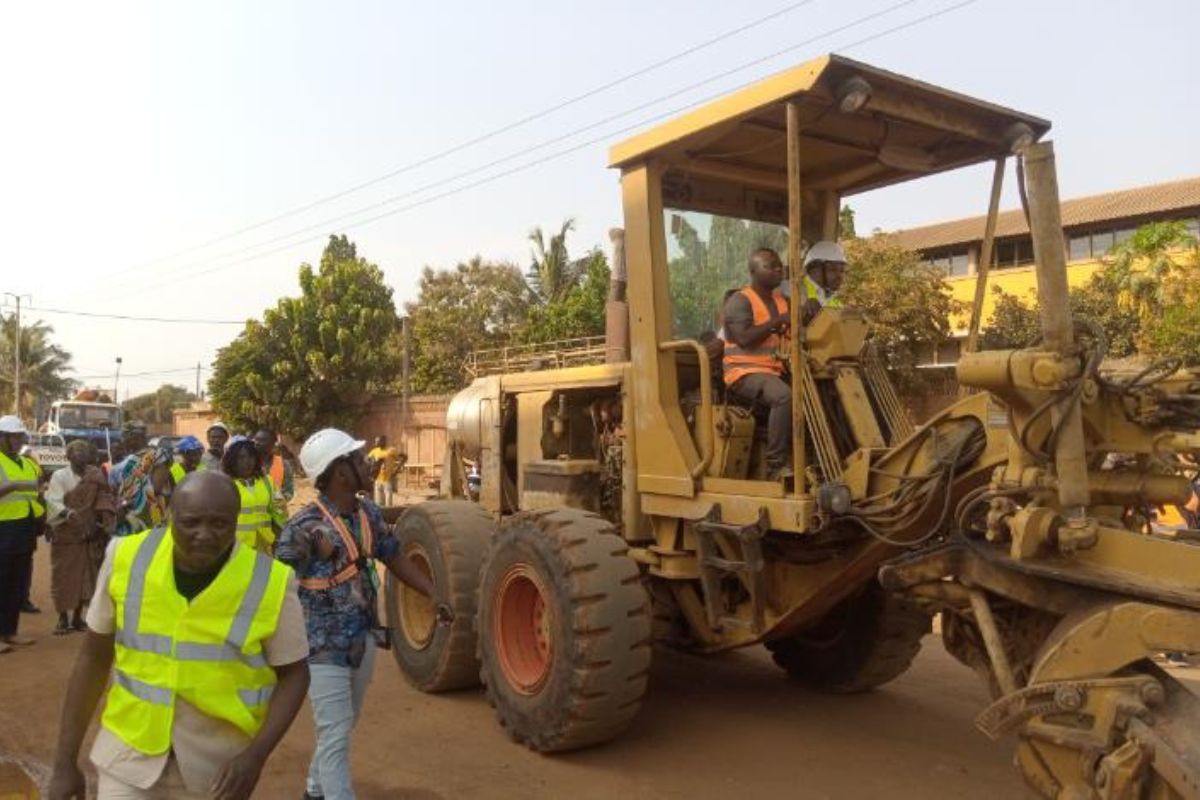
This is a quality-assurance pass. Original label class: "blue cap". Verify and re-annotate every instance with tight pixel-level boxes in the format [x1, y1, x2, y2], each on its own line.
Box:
[175, 435, 204, 453]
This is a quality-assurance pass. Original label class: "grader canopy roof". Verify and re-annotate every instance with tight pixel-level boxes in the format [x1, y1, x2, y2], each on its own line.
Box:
[608, 54, 1049, 219]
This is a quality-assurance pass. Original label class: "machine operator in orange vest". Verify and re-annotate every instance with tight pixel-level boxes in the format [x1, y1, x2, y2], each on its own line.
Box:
[721, 248, 795, 481]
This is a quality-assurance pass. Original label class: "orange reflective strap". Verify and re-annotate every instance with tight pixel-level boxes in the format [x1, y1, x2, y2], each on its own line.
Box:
[297, 500, 374, 591]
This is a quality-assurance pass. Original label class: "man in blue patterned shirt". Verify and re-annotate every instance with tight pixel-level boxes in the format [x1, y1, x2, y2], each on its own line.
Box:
[276, 428, 451, 800]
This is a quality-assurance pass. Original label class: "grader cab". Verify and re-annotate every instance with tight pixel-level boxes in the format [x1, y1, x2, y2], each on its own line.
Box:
[387, 54, 1200, 797]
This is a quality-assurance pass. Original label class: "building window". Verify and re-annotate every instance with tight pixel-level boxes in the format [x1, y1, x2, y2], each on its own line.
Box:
[1091, 229, 1115, 256]
[1068, 234, 1091, 261]
[923, 247, 970, 276]
[992, 237, 1035, 269]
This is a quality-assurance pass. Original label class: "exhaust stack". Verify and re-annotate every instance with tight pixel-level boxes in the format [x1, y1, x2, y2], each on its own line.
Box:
[605, 227, 629, 363]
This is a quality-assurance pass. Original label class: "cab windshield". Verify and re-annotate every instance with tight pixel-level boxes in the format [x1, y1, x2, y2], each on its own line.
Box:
[665, 209, 788, 340]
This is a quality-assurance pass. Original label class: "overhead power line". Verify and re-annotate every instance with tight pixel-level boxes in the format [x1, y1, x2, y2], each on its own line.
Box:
[72, 366, 211, 380]
[118, 0, 961, 298]
[105, 0, 820, 282]
[25, 305, 243, 325]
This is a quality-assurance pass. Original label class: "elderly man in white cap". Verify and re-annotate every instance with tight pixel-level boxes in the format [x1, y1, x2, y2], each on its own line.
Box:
[0, 415, 44, 651]
[201, 421, 231, 472]
[275, 428, 451, 800]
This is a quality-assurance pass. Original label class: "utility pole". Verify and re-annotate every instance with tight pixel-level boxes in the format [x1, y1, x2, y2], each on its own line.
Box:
[195, 362, 201, 399]
[401, 316, 411, 448]
[114, 356, 123, 405]
[3, 293, 31, 417]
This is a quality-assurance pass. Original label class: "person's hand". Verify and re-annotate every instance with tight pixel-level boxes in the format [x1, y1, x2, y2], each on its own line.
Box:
[47, 761, 86, 800]
[435, 602, 455, 625]
[801, 298, 822, 325]
[314, 533, 336, 561]
[211, 748, 264, 800]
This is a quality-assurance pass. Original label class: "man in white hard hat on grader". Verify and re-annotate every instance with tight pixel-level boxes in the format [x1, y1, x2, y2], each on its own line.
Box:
[276, 428, 452, 800]
[798, 240, 847, 322]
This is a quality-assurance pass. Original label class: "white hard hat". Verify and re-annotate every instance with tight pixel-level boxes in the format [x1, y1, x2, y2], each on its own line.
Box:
[207, 421, 230, 434]
[804, 240, 847, 268]
[0, 415, 28, 434]
[299, 428, 365, 481]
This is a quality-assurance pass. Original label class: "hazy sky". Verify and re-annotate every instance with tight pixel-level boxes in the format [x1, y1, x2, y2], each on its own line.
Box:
[2, 0, 1197, 399]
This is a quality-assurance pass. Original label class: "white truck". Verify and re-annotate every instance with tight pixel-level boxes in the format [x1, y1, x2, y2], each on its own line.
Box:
[43, 397, 124, 461]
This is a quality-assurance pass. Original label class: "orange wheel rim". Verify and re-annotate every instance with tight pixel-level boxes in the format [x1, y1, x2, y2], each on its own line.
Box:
[494, 564, 552, 694]
[399, 544, 436, 650]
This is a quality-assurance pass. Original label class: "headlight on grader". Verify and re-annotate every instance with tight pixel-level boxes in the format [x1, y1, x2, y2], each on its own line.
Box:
[817, 482, 851, 516]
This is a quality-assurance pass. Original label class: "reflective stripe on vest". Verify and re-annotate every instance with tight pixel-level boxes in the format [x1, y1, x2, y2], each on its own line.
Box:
[723, 286, 789, 386]
[298, 500, 374, 592]
[236, 477, 275, 552]
[102, 526, 289, 755]
[802, 275, 843, 308]
[0, 452, 44, 520]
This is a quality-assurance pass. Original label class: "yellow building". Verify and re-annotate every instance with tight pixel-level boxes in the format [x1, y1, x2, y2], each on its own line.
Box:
[891, 176, 1200, 365]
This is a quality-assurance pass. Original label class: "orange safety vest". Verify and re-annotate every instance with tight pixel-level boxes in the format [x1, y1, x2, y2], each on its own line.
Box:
[268, 455, 285, 493]
[723, 286, 789, 385]
[297, 499, 375, 591]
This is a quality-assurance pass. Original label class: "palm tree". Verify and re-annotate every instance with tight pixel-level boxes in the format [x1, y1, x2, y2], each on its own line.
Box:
[0, 314, 77, 419]
[527, 218, 580, 303]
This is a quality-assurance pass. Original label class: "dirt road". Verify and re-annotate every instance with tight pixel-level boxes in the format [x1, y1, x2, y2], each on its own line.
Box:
[4, 546, 1195, 799]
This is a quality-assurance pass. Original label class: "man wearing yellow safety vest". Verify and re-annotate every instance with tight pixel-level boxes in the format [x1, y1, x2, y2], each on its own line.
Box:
[223, 436, 285, 554]
[276, 428, 451, 800]
[48, 470, 310, 800]
[169, 436, 205, 485]
[0, 415, 44, 652]
[722, 244, 847, 481]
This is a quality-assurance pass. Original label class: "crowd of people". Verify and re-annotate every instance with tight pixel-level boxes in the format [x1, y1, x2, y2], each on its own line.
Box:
[0, 410, 428, 799]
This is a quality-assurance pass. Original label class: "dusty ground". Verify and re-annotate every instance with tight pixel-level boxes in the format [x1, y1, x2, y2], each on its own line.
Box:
[4, 545, 1197, 799]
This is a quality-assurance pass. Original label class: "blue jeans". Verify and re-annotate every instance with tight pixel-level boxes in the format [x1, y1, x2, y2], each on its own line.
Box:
[305, 639, 376, 800]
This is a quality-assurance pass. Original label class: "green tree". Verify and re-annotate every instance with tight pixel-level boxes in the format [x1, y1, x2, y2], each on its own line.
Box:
[1101, 221, 1196, 324]
[209, 234, 402, 438]
[121, 384, 196, 426]
[520, 250, 610, 343]
[406, 256, 530, 393]
[840, 234, 962, 389]
[978, 287, 1042, 351]
[0, 315, 77, 419]
[527, 218, 582, 303]
[1137, 245, 1200, 364]
[839, 205, 857, 239]
[980, 283, 1138, 357]
[667, 213, 788, 338]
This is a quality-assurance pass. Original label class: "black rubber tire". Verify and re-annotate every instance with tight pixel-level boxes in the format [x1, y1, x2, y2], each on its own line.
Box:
[765, 584, 931, 693]
[386, 500, 494, 692]
[477, 508, 651, 752]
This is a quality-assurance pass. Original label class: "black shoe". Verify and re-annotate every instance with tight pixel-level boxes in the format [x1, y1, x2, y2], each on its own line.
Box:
[303, 793, 325, 800]
[71, 617, 87, 632]
[20, 601, 40, 614]
[54, 618, 71, 636]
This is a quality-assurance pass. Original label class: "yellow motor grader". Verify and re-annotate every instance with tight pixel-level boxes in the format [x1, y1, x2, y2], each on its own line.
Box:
[386, 54, 1200, 798]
